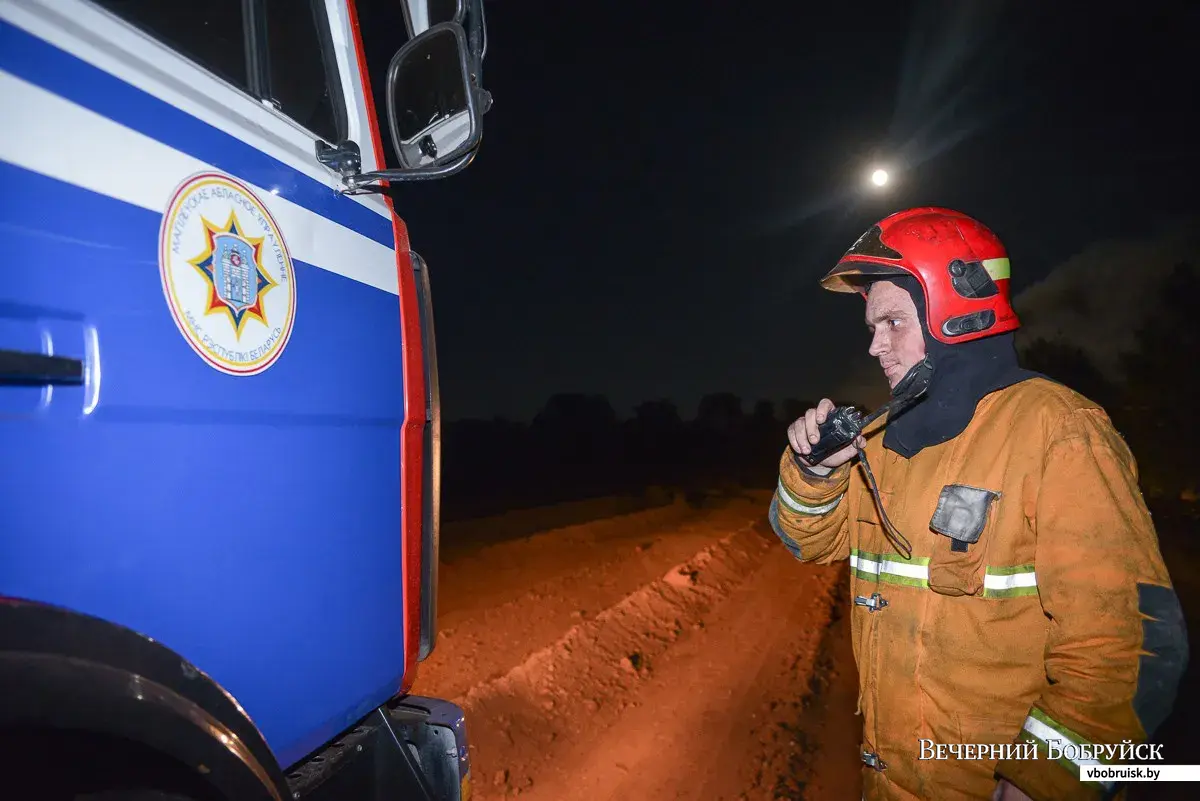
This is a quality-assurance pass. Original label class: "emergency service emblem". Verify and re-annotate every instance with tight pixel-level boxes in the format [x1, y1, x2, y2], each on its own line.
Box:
[159, 172, 296, 375]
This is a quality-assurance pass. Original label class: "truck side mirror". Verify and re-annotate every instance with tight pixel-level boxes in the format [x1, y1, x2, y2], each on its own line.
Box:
[400, 0, 465, 38]
[385, 22, 483, 172]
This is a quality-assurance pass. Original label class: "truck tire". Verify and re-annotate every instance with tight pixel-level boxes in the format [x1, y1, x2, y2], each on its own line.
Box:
[0, 729, 222, 801]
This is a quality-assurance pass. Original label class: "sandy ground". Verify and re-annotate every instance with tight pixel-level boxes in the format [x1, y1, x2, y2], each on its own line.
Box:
[411, 491, 861, 800]
[412, 492, 1199, 801]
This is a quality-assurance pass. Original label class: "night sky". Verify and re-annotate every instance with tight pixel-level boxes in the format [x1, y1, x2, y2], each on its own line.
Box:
[358, 1, 1200, 422]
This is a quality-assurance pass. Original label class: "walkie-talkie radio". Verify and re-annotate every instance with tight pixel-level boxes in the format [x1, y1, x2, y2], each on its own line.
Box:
[798, 356, 934, 466]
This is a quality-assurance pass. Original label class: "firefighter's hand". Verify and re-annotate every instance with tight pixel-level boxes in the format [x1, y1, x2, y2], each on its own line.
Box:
[991, 779, 1034, 801]
[787, 399, 865, 475]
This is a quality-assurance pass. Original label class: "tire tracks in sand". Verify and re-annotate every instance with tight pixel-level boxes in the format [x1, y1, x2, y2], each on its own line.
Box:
[435, 502, 848, 800]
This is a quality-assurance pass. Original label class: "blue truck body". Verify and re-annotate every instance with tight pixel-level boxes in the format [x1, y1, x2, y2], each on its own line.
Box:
[0, 1, 487, 797]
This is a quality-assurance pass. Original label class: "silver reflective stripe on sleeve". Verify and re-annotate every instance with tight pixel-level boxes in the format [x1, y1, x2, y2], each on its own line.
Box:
[768, 494, 803, 559]
[776, 479, 843, 516]
[1020, 708, 1116, 791]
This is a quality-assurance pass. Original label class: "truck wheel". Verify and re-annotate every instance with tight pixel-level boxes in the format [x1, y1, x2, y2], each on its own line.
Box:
[0, 729, 220, 801]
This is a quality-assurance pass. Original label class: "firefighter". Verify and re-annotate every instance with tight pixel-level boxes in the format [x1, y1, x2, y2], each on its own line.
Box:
[770, 207, 1188, 800]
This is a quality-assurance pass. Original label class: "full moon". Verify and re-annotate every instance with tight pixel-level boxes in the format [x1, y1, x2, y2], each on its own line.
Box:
[871, 168, 889, 187]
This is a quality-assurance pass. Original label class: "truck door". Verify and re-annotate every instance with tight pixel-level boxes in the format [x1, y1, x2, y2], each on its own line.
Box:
[0, 0, 413, 770]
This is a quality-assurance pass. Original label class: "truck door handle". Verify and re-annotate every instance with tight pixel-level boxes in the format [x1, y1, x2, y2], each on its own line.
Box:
[0, 348, 84, 386]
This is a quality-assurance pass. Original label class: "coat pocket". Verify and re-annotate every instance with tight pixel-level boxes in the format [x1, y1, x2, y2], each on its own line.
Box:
[855, 486, 890, 526]
[852, 487, 928, 588]
[927, 484, 1000, 597]
[853, 486, 898, 558]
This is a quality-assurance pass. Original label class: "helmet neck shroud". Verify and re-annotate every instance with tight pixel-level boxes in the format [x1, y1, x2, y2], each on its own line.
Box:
[878, 275, 1038, 458]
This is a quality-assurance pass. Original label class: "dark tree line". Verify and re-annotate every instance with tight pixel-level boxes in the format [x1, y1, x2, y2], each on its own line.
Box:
[441, 263, 1198, 521]
[1018, 262, 1198, 502]
[440, 392, 864, 521]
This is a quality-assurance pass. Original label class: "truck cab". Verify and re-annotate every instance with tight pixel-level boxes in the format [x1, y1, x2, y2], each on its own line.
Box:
[0, 1, 488, 798]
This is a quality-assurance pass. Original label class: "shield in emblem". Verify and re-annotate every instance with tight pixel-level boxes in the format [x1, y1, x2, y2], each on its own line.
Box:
[213, 233, 257, 312]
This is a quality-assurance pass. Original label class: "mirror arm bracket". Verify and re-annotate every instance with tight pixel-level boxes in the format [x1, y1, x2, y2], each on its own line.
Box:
[315, 139, 363, 180]
[315, 138, 478, 195]
[350, 150, 477, 188]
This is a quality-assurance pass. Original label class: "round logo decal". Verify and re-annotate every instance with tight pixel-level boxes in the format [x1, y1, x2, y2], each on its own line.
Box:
[159, 172, 296, 375]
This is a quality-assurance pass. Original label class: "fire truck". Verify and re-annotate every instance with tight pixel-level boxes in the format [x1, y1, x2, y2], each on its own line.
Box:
[0, 1, 490, 798]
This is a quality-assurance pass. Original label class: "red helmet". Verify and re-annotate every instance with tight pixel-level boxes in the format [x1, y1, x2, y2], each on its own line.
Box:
[820, 207, 1020, 344]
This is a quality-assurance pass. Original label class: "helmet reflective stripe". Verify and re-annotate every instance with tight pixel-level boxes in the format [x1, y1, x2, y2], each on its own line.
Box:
[982, 257, 1011, 281]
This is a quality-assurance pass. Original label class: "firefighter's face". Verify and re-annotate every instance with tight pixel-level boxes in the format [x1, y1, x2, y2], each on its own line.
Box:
[865, 280, 926, 389]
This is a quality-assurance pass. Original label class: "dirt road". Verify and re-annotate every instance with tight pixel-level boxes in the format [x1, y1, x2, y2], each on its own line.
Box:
[411, 491, 863, 801]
